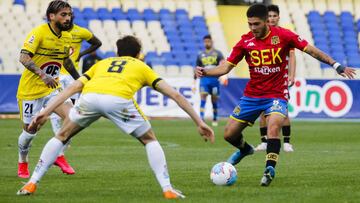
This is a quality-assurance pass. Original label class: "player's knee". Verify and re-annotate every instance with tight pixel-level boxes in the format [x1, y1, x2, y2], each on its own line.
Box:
[138, 129, 157, 145]
[223, 127, 235, 142]
[267, 125, 281, 139]
[24, 125, 37, 134]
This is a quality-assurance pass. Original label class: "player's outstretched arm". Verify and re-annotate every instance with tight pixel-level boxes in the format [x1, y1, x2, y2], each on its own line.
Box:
[155, 80, 215, 143]
[288, 50, 296, 87]
[29, 80, 84, 130]
[19, 51, 58, 88]
[304, 45, 356, 79]
[76, 36, 102, 62]
[195, 62, 234, 78]
[64, 57, 80, 80]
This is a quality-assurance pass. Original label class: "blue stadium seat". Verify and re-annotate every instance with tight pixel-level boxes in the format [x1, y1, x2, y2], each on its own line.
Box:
[323, 11, 337, 23]
[127, 9, 142, 21]
[13, 0, 25, 6]
[83, 7, 98, 20]
[159, 9, 174, 20]
[74, 19, 88, 28]
[171, 43, 185, 51]
[143, 9, 159, 21]
[105, 51, 116, 58]
[347, 58, 360, 67]
[111, 8, 126, 20]
[97, 8, 112, 21]
[308, 11, 322, 23]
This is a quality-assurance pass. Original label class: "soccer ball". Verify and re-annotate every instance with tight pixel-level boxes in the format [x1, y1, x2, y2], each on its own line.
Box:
[210, 162, 237, 186]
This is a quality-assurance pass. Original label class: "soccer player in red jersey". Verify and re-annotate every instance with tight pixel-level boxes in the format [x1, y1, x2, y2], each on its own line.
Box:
[196, 4, 356, 186]
[255, 4, 295, 152]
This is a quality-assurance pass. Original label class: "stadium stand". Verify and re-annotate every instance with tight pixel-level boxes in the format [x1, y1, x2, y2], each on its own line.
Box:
[0, 0, 359, 78]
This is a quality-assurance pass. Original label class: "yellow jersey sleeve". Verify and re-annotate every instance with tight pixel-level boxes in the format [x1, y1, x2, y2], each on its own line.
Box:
[78, 25, 93, 41]
[142, 65, 161, 89]
[21, 27, 43, 55]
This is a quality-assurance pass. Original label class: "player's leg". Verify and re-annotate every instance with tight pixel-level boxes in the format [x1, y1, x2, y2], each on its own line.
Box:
[225, 119, 254, 165]
[226, 97, 262, 165]
[17, 117, 84, 195]
[260, 99, 287, 186]
[199, 79, 209, 121]
[210, 94, 218, 126]
[210, 83, 219, 126]
[17, 95, 100, 195]
[17, 98, 45, 178]
[137, 129, 185, 199]
[255, 112, 268, 151]
[282, 117, 294, 152]
[51, 101, 76, 174]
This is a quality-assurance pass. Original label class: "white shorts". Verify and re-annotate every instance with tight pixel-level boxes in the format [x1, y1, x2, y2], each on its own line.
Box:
[59, 74, 79, 100]
[18, 89, 61, 124]
[69, 93, 151, 138]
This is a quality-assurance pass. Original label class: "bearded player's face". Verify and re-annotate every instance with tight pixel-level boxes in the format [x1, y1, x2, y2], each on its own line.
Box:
[248, 17, 268, 39]
[51, 7, 72, 31]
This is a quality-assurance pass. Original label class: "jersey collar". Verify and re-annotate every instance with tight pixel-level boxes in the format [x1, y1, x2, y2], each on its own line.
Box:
[48, 23, 62, 38]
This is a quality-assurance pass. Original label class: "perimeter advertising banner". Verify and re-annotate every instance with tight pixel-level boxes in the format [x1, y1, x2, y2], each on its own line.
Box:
[1, 75, 359, 119]
[219, 78, 360, 119]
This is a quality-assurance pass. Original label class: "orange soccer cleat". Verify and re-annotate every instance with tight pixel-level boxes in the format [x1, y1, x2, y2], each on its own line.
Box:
[17, 182, 37, 195]
[163, 189, 186, 199]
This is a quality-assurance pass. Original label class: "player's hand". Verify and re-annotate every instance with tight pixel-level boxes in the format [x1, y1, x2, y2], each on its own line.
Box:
[195, 66, 205, 78]
[288, 76, 295, 87]
[197, 122, 215, 143]
[29, 113, 48, 131]
[219, 75, 228, 86]
[340, 67, 356, 79]
[40, 73, 58, 89]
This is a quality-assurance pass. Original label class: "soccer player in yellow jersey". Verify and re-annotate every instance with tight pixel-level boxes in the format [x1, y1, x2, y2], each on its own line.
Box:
[49, 16, 102, 172]
[17, 36, 215, 199]
[16, 0, 80, 178]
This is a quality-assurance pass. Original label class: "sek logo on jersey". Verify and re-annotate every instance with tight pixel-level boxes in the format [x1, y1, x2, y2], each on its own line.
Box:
[250, 48, 282, 66]
[40, 62, 61, 78]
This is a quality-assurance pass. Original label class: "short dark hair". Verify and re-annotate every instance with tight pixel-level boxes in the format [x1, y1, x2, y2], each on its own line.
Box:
[246, 4, 268, 21]
[46, 0, 71, 21]
[267, 4, 280, 15]
[203, 35, 212, 40]
[116, 36, 141, 58]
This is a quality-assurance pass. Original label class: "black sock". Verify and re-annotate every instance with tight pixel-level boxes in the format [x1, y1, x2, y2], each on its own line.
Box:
[266, 139, 281, 168]
[226, 133, 252, 153]
[260, 127, 267, 143]
[282, 125, 291, 143]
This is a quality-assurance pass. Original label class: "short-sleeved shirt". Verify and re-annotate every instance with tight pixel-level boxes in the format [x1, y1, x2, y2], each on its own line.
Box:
[17, 23, 72, 100]
[227, 26, 308, 100]
[196, 49, 224, 80]
[78, 56, 161, 99]
[60, 24, 93, 74]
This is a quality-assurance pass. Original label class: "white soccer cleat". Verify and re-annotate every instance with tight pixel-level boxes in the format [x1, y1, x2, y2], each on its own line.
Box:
[255, 142, 267, 151]
[283, 143, 294, 152]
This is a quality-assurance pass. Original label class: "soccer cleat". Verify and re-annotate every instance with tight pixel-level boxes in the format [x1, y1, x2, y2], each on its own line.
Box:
[260, 166, 275, 187]
[18, 162, 30, 178]
[283, 143, 294, 152]
[227, 146, 254, 166]
[54, 155, 75, 175]
[255, 142, 267, 151]
[17, 182, 37, 195]
[212, 121, 218, 127]
[163, 188, 186, 199]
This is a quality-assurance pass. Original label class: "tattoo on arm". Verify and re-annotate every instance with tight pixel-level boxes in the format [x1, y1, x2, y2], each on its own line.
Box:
[304, 45, 335, 66]
[64, 58, 80, 80]
[19, 52, 42, 75]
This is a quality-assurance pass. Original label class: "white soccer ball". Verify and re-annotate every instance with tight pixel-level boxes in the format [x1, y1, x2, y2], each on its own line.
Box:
[210, 162, 237, 186]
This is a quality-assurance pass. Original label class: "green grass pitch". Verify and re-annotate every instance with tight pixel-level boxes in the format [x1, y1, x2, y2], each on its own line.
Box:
[1, 118, 360, 203]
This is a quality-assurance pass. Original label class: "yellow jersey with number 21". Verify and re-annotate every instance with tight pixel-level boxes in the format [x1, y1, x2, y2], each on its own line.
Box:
[17, 23, 72, 100]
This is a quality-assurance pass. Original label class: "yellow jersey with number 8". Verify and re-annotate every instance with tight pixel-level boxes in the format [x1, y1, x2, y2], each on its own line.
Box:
[17, 23, 72, 100]
[78, 56, 161, 99]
